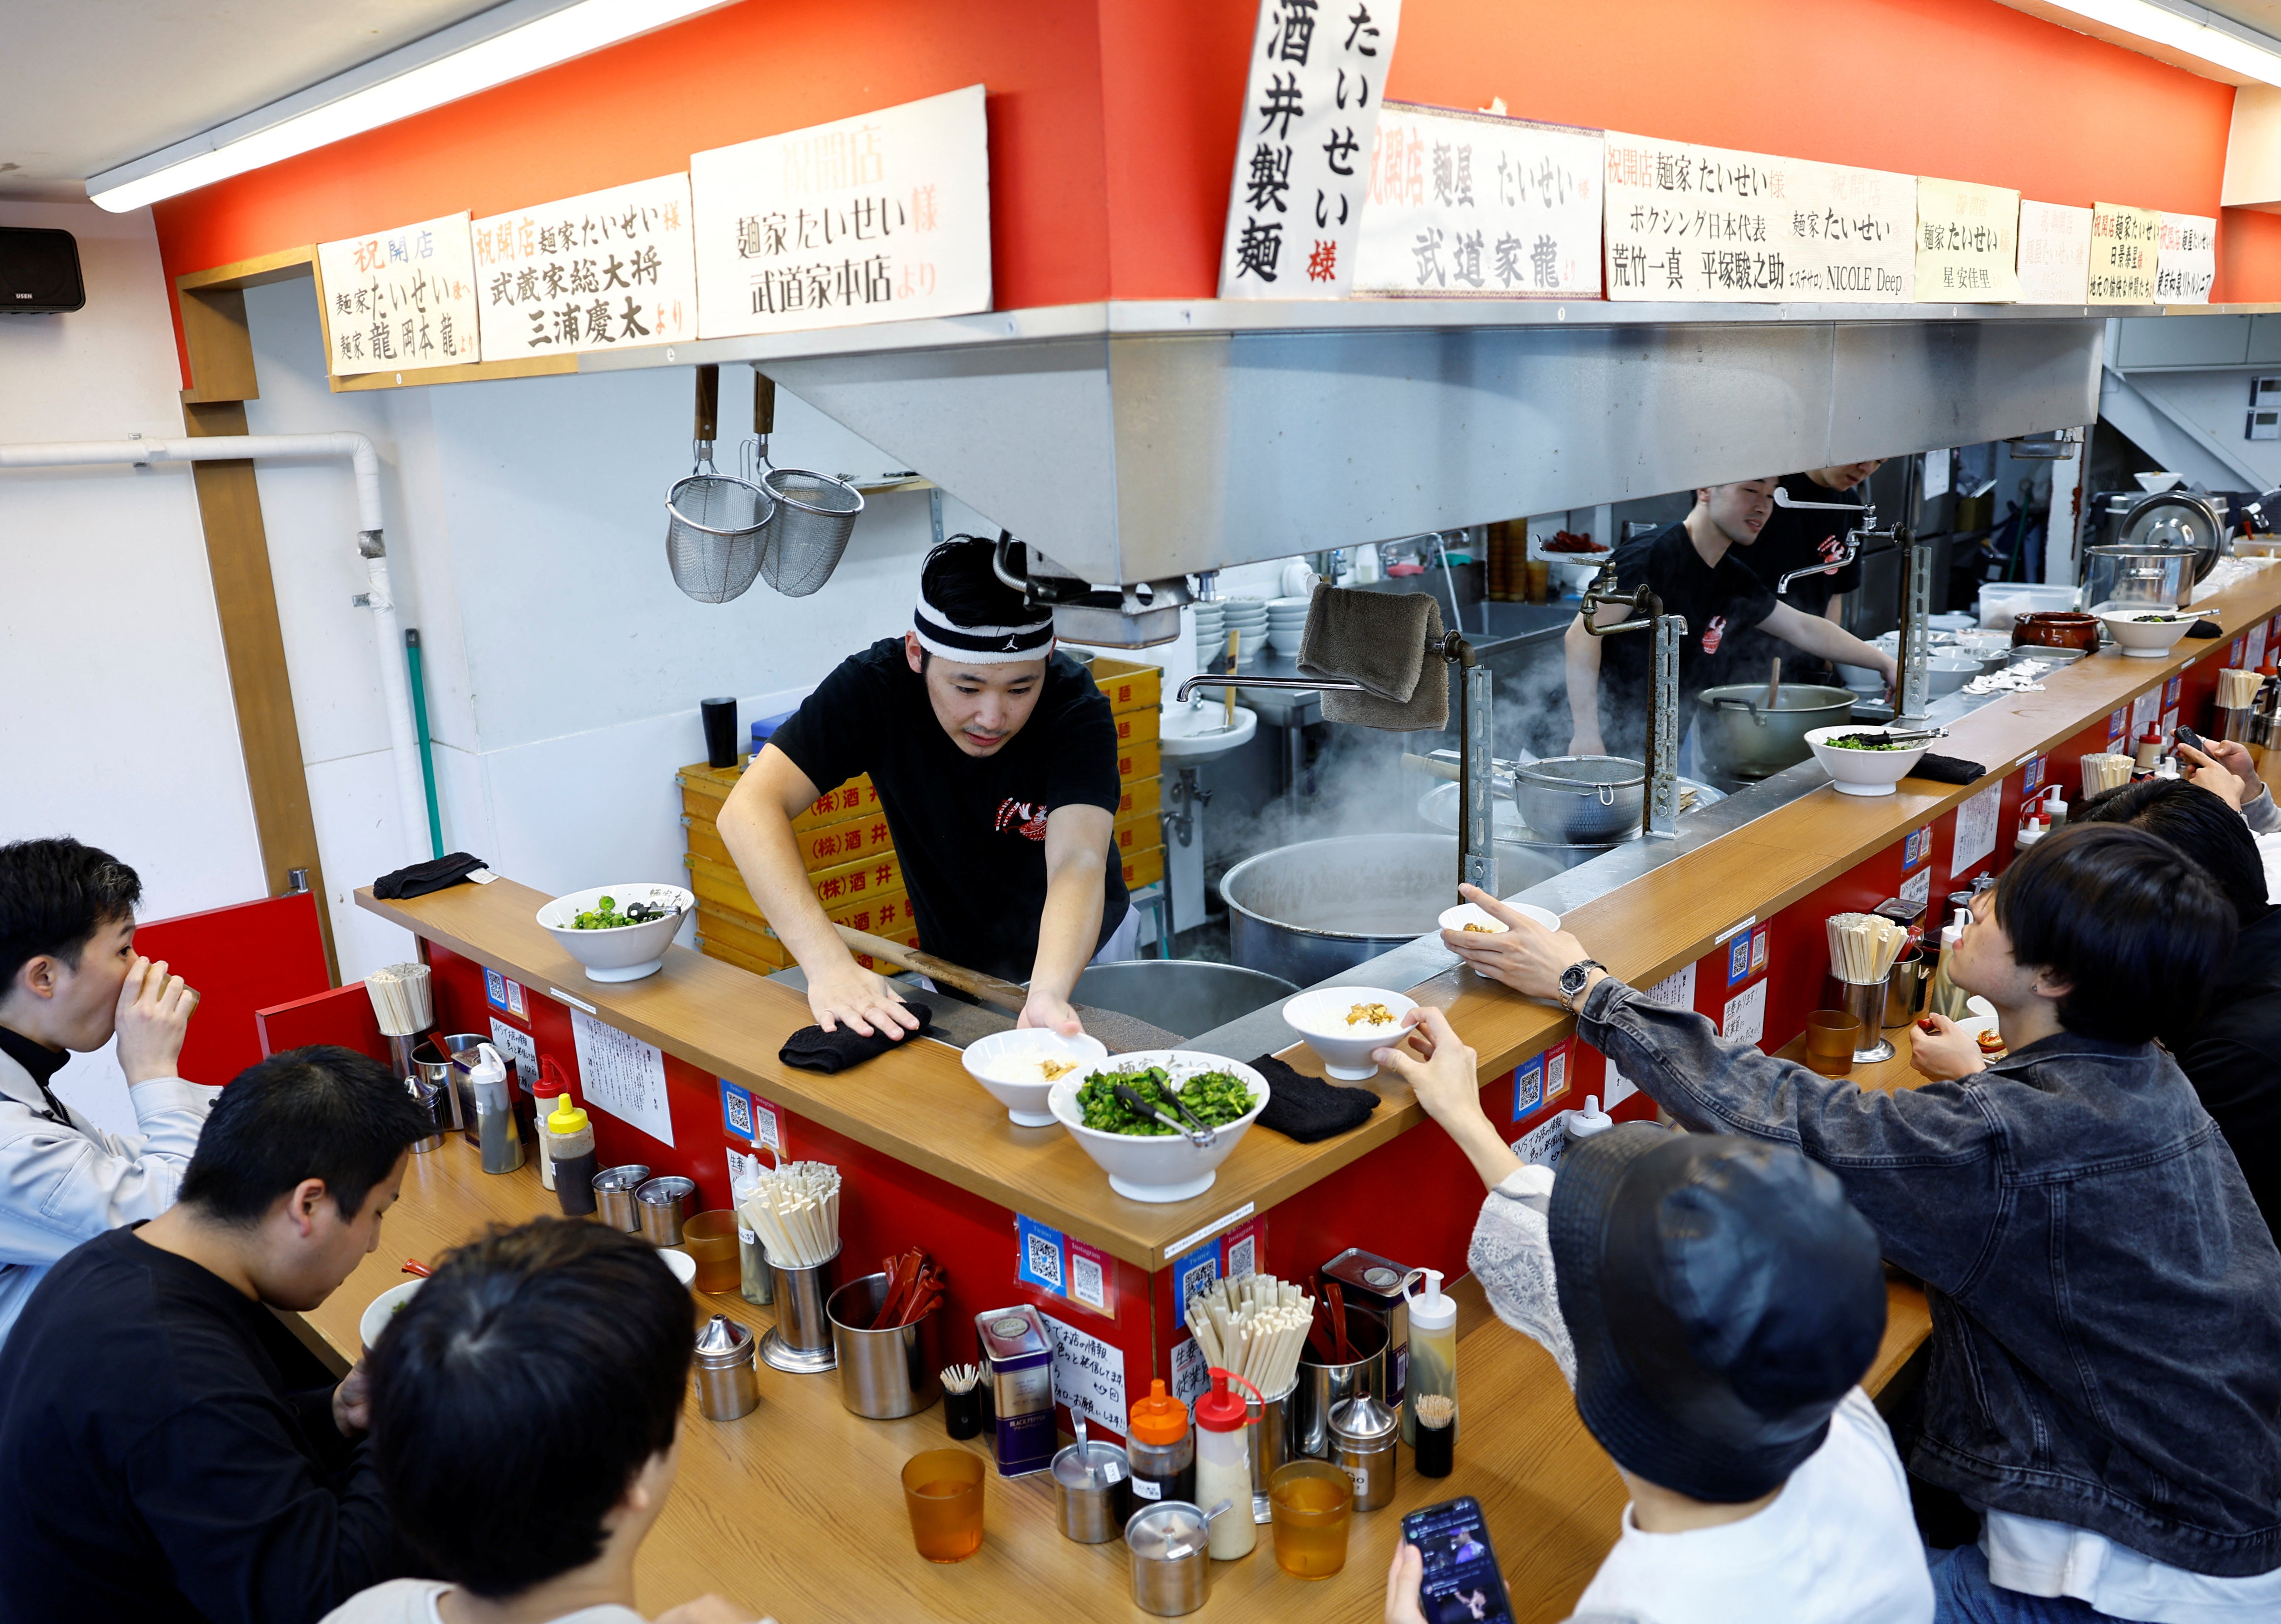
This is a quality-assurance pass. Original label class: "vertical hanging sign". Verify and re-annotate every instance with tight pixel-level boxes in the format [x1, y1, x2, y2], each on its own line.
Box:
[1217, 0, 1406, 299]
[2157, 213, 2217, 305]
[1913, 177, 2019, 302]
[2088, 203, 2160, 304]
[472, 174, 698, 362]
[316, 212, 481, 377]
[691, 85, 992, 338]
[2016, 200, 2092, 304]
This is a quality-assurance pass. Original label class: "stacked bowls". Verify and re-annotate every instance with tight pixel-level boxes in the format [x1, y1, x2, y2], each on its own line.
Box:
[1220, 597, 1269, 665]
[1192, 599, 1226, 667]
[1266, 596, 1311, 655]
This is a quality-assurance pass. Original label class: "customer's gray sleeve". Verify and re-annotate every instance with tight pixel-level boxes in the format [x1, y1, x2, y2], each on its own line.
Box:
[1467, 1163, 1576, 1388]
[2241, 784, 2280, 835]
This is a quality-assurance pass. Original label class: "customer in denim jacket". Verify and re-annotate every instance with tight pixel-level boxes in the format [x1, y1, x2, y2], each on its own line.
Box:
[1444, 824, 2281, 1624]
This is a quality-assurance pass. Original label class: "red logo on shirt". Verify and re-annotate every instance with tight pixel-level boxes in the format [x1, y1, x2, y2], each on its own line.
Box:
[994, 799, 1049, 841]
[1701, 615, 1727, 654]
[1818, 533, 1845, 572]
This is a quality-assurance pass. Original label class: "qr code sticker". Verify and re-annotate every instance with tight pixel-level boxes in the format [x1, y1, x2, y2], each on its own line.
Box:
[1025, 1231, 1065, 1292]
[1545, 1047, 1570, 1103]
[724, 1092, 753, 1138]
[1225, 1233, 1256, 1282]
[1179, 1255, 1219, 1320]
[1071, 1251, 1104, 1308]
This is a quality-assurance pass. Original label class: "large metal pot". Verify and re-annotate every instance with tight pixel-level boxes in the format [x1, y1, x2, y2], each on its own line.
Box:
[1695, 684, 1857, 780]
[1221, 834, 1564, 985]
[1513, 756, 1644, 843]
[1069, 961, 1297, 1039]
[2082, 544, 2195, 613]
[2108, 491, 2227, 584]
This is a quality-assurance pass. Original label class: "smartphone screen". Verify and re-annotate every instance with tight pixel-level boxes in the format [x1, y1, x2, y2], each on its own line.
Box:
[1403, 1496, 1513, 1624]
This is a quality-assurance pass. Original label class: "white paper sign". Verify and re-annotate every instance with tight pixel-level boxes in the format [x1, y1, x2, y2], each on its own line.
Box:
[2089, 202, 2160, 304]
[2157, 212, 2217, 304]
[1217, 0, 1405, 298]
[316, 212, 481, 376]
[1952, 783, 2003, 877]
[1043, 1310, 1127, 1434]
[1170, 1335, 1210, 1407]
[472, 174, 696, 361]
[568, 1009, 674, 1147]
[1603, 133, 1913, 302]
[1722, 979, 1769, 1047]
[1914, 177, 2019, 303]
[692, 85, 991, 339]
[487, 1019, 537, 1086]
[1604, 962, 1697, 1107]
[1924, 447, 1952, 499]
[2018, 200, 2092, 304]
[1353, 103, 1601, 297]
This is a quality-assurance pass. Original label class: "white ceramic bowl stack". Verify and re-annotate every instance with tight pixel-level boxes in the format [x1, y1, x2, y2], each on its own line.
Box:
[961, 1029, 1110, 1127]
[1192, 599, 1226, 666]
[1220, 597, 1269, 665]
[1265, 596, 1312, 655]
[1047, 1052, 1272, 1203]
[1281, 986, 1419, 1081]
[536, 883, 695, 981]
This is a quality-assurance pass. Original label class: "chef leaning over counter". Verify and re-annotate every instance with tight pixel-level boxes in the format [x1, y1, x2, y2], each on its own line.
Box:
[718, 537, 1131, 1041]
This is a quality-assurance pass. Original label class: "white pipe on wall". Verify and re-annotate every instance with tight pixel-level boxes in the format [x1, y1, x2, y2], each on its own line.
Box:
[0, 432, 431, 867]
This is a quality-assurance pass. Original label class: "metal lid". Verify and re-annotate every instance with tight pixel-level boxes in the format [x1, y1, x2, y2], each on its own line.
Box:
[1329, 1395, 1398, 1447]
[1125, 1501, 1206, 1559]
[593, 1164, 650, 1190]
[636, 1174, 696, 1205]
[1051, 1442, 1128, 1490]
[694, 1312, 754, 1368]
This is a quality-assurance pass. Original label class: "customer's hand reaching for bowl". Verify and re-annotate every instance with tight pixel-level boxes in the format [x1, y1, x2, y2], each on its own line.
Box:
[1439, 885, 1600, 1006]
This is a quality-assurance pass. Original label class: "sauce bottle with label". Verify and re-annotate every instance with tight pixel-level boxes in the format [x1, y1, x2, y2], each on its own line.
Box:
[1127, 1380, 1196, 1507]
[1193, 1372, 1257, 1558]
[1401, 1269, 1458, 1449]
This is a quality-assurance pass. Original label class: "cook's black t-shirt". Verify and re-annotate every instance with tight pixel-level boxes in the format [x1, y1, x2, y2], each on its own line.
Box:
[1592, 522, 1778, 759]
[1740, 473, 1866, 617]
[768, 640, 1128, 983]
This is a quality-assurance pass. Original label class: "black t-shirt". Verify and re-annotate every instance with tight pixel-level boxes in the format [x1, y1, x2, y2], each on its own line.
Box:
[1740, 473, 1866, 617]
[769, 640, 1128, 983]
[1592, 522, 1778, 759]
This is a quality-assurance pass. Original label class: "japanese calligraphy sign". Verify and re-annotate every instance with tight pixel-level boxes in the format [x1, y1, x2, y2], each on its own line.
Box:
[1353, 102, 1600, 298]
[2089, 202, 2160, 304]
[316, 212, 480, 376]
[2016, 200, 2092, 304]
[1217, 0, 1406, 299]
[2157, 212, 2217, 304]
[691, 85, 990, 339]
[1602, 133, 1912, 302]
[472, 174, 695, 361]
[1913, 177, 2018, 303]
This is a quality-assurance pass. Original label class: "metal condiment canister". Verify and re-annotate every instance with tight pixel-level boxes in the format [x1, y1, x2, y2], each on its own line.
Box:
[694, 1313, 759, 1422]
[1052, 1440, 1132, 1544]
[974, 1305, 1057, 1476]
[1330, 1394, 1399, 1511]
[1126, 1501, 1210, 1616]
[635, 1175, 696, 1245]
[592, 1164, 650, 1232]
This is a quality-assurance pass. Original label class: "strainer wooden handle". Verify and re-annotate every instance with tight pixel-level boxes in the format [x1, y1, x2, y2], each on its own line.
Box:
[693, 364, 719, 441]
[754, 370, 776, 435]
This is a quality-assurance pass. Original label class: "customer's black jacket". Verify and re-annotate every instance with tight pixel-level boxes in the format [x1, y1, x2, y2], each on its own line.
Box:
[1579, 976, 2281, 1577]
[0, 1225, 399, 1623]
[2168, 906, 2281, 1240]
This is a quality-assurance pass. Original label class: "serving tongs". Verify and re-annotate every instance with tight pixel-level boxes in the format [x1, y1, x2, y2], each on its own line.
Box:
[1868, 726, 1950, 747]
[1112, 1082, 1215, 1148]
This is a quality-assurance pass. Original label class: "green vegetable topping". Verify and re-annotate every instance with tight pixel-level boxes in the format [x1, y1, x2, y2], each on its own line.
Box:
[1075, 1065, 1257, 1136]
[571, 894, 679, 930]
[1823, 732, 1911, 751]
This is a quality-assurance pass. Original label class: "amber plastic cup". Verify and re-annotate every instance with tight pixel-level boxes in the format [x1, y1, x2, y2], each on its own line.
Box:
[901, 1447, 984, 1563]
[1805, 1011, 1862, 1077]
[1269, 1459, 1354, 1579]
[679, 1211, 743, 1295]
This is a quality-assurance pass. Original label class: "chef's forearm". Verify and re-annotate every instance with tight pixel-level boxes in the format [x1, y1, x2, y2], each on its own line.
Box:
[1562, 617, 1603, 738]
[1030, 851, 1107, 1000]
[718, 764, 861, 977]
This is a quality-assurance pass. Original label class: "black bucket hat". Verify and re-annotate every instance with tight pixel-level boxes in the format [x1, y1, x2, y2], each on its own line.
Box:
[1549, 1123, 1887, 1503]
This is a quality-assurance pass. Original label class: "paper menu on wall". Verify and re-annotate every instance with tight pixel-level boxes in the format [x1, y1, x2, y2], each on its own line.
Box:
[1914, 176, 2018, 303]
[1041, 1310, 1127, 1434]
[472, 174, 697, 362]
[316, 212, 482, 376]
[2157, 212, 2217, 305]
[568, 1009, 674, 1147]
[2017, 200, 2092, 304]
[1353, 103, 1601, 298]
[1722, 978, 1769, 1048]
[1951, 782, 2003, 877]
[691, 85, 991, 339]
[2089, 202, 2160, 304]
[1604, 961, 1698, 1108]
[487, 1020, 537, 1086]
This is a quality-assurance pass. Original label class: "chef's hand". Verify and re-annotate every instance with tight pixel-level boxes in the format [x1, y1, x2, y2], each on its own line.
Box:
[808, 964, 922, 1041]
[654, 1598, 763, 1624]
[1909, 1013, 1986, 1082]
[1384, 1543, 1429, 1624]
[1374, 1006, 1478, 1131]
[1874, 649, 1900, 693]
[1017, 991, 1083, 1037]
[115, 956, 199, 1084]
[2176, 742, 2251, 811]
[332, 1363, 373, 1437]
[1439, 885, 1599, 1006]
[1567, 729, 1606, 759]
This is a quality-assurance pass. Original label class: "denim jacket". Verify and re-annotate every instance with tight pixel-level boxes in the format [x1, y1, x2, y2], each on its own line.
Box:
[1577, 975, 2281, 1577]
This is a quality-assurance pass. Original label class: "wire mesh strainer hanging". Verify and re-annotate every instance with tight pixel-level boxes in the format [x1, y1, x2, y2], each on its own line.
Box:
[664, 365, 774, 604]
[747, 372, 865, 598]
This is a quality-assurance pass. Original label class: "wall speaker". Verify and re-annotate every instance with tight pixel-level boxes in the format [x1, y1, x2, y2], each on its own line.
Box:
[0, 228, 85, 314]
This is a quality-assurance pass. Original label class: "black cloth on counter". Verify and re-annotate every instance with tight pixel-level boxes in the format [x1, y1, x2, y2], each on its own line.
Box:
[0, 1226, 401, 1624]
[1593, 522, 1779, 760]
[1728, 472, 1869, 685]
[779, 1000, 938, 1074]
[1251, 1052, 1379, 1142]
[2170, 907, 2281, 1237]
[2187, 620, 2224, 639]
[766, 640, 1127, 985]
[1910, 753, 1990, 786]
[372, 850, 487, 899]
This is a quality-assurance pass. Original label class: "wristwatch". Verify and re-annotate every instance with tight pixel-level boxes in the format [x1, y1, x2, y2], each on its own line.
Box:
[1558, 959, 1607, 1014]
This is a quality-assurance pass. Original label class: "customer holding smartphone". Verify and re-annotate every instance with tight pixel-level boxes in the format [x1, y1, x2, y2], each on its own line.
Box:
[1376, 1007, 1931, 1624]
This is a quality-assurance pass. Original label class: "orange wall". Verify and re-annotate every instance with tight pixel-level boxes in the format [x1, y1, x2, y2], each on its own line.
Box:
[152, 0, 2278, 376]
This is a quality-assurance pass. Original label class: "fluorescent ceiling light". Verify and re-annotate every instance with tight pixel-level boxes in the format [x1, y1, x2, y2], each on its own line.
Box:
[89, 0, 726, 211]
[2033, 0, 2281, 88]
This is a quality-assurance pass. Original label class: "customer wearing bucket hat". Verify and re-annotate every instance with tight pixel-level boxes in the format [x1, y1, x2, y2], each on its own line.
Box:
[1377, 1006, 1931, 1624]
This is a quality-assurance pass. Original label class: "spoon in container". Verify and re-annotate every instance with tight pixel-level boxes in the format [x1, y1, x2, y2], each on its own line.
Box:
[1112, 1083, 1215, 1148]
[1075, 1412, 1096, 1486]
[1164, 1499, 1237, 1560]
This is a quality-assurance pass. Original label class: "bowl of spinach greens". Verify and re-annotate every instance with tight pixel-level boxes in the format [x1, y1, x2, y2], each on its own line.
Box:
[1049, 1052, 1270, 1204]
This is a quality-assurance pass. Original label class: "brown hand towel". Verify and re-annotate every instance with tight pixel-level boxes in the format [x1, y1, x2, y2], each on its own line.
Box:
[1299, 585, 1448, 730]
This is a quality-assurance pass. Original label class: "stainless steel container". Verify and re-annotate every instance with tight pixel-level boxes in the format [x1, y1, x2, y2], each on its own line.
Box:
[1127, 1501, 1211, 1616]
[693, 1313, 758, 1421]
[592, 1165, 650, 1231]
[1293, 1303, 1387, 1459]
[633, 1175, 696, 1245]
[403, 1074, 447, 1154]
[826, 1272, 942, 1419]
[760, 1245, 840, 1373]
[1513, 756, 1645, 843]
[1695, 685, 1858, 779]
[1320, 1249, 1421, 1411]
[1330, 1394, 1399, 1511]
[1246, 1382, 1298, 1522]
[1053, 1442, 1132, 1543]
[974, 1305, 1057, 1475]
[1068, 961, 1297, 1040]
[2221, 704, 2254, 745]
[1884, 947, 1929, 1029]
[1221, 835, 1565, 985]
[1838, 978, 1894, 1063]
[411, 1032, 502, 1140]
[2083, 544, 2196, 613]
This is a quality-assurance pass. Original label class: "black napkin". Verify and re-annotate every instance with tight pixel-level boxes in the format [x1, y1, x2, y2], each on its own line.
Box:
[1251, 1052, 1379, 1143]
[374, 851, 489, 899]
[1911, 753, 1989, 786]
[779, 1002, 936, 1074]
[2187, 620, 2224, 640]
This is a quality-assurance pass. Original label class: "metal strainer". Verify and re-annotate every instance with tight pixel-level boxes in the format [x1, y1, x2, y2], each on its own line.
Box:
[665, 365, 774, 604]
[747, 372, 865, 598]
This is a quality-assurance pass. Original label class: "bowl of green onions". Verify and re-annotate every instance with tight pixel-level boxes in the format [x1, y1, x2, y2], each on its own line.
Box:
[536, 883, 694, 981]
[1049, 1052, 1270, 1204]
[1804, 726, 1931, 798]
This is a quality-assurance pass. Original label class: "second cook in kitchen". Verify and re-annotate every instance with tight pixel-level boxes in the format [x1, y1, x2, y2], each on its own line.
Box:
[719, 537, 1132, 1040]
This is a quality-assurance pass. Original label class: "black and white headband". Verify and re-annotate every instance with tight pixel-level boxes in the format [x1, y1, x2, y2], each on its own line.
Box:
[912, 592, 1055, 663]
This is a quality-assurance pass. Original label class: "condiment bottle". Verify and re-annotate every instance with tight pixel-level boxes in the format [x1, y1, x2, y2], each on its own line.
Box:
[1565, 1095, 1613, 1147]
[541, 1094, 598, 1216]
[1127, 1379, 1196, 1507]
[1193, 1372, 1256, 1559]
[1927, 907, 1973, 1021]
[463, 1044, 524, 1175]
[2041, 785, 2068, 831]
[528, 1065, 565, 1191]
[2134, 724, 2165, 770]
[2015, 813, 2046, 850]
[1401, 1269, 1457, 1448]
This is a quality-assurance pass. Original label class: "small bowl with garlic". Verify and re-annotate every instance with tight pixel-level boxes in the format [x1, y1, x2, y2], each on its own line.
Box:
[1438, 900, 1561, 936]
[961, 1028, 1111, 1126]
[1280, 986, 1420, 1081]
